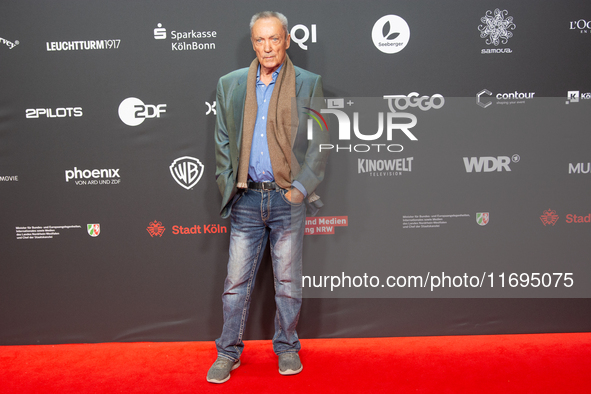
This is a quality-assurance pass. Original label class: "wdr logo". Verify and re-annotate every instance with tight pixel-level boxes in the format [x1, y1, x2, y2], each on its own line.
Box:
[463, 155, 520, 172]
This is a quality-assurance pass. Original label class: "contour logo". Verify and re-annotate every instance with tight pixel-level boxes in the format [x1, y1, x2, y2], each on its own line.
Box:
[372, 15, 410, 54]
[170, 156, 204, 190]
[118, 97, 166, 126]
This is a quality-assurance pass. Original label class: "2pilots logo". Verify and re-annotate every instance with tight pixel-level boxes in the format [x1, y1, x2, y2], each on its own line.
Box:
[372, 15, 410, 54]
[478, 9, 515, 54]
[310, 94, 444, 154]
[26, 107, 83, 118]
[118, 97, 166, 126]
[170, 156, 204, 190]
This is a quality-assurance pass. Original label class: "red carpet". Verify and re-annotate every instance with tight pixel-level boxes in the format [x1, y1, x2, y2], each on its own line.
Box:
[1, 333, 590, 393]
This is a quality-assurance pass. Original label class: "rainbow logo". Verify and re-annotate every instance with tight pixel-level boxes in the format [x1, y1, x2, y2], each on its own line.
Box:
[303, 107, 328, 131]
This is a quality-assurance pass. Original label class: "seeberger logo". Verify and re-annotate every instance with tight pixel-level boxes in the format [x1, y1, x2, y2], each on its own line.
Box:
[170, 156, 204, 190]
[118, 97, 166, 126]
[463, 155, 520, 172]
[26, 107, 83, 119]
[372, 15, 410, 54]
[478, 9, 515, 54]
[153, 23, 216, 51]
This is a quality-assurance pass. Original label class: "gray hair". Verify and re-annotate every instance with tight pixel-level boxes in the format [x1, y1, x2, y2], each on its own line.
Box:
[250, 11, 289, 37]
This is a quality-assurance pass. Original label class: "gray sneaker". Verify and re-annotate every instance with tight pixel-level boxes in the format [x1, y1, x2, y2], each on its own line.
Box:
[278, 352, 303, 375]
[206, 357, 240, 383]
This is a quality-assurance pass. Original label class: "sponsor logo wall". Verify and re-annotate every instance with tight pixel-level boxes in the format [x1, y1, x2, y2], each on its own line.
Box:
[1, 0, 591, 344]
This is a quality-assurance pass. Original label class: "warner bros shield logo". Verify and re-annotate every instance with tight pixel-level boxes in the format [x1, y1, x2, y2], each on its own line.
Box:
[476, 212, 489, 226]
[170, 156, 204, 190]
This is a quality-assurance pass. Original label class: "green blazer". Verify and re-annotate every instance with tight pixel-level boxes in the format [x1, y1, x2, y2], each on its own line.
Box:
[214, 65, 328, 219]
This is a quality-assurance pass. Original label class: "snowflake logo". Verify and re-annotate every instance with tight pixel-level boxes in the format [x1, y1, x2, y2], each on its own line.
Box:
[540, 210, 559, 227]
[147, 220, 166, 237]
[478, 9, 515, 46]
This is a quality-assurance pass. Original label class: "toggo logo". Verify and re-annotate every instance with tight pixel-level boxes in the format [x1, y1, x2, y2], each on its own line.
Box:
[463, 154, 520, 172]
[310, 93, 444, 153]
[26, 107, 83, 118]
[118, 97, 166, 126]
[291, 24, 316, 50]
[65, 167, 121, 184]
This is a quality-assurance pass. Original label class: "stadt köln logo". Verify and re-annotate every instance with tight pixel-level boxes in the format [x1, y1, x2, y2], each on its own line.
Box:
[540, 209, 559, 226]
[87, 223, 100, 237]
[147, 221, 166, 237]
[476, 212, 489, 226]
[170, 156, 204, 190]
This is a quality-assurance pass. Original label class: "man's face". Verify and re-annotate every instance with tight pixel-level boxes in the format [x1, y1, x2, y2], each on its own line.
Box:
[251, 17, 290, 73]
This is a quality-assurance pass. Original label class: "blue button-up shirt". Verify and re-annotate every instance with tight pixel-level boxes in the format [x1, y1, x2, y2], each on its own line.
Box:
[248, 65, 307, 196]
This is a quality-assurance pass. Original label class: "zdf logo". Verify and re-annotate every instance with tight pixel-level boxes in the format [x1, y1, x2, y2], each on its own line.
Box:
[118, 97, 166, 126]
[290, 24, 316, 50]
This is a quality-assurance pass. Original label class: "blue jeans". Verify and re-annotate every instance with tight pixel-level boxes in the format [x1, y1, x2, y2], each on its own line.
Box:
[215, 187, 306, 361]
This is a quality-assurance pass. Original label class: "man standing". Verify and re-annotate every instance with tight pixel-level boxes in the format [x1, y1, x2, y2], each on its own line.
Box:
[208, 11, 328, 383]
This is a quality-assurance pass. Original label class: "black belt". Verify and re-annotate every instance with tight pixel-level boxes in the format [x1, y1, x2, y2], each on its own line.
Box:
[247, 181, 277, 190]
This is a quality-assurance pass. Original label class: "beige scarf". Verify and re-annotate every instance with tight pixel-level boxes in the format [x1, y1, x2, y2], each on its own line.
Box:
[236, 55, 297, 190]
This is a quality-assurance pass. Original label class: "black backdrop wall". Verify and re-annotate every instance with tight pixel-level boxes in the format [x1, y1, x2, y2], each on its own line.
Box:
[1, 0, 591, 345]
